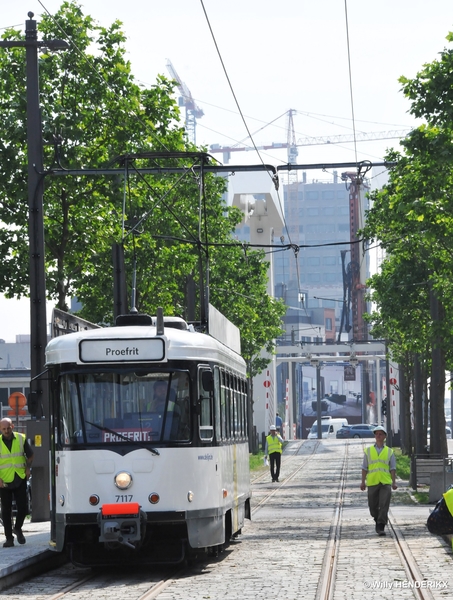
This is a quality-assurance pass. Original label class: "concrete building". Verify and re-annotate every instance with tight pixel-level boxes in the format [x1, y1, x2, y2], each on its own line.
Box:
[0, 337, 31, 421]
[276, 172, 370, 332]
[228, 171, 284, 443]
[225, 170, 371, 440]
[274, 172, 371, 436]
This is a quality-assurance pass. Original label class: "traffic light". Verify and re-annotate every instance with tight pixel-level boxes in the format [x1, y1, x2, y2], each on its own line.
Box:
[381, 398, 387, 416]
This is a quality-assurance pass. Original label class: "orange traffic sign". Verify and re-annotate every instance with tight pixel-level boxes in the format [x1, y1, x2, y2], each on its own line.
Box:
[8, 392, 26, 410]
[7, 409, 27, 416]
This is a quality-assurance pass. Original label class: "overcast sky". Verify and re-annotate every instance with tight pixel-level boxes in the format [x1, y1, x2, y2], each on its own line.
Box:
[2, 0, 453, 341]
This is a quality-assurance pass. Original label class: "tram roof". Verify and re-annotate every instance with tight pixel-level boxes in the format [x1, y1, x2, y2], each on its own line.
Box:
[45, 323, 246, 373]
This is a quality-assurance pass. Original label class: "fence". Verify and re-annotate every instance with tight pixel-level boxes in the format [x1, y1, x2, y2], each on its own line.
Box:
[0, 404, 28, 433]
[411, 454, 453, 502]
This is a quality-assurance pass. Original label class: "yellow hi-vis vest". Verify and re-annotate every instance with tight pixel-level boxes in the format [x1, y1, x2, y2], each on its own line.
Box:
[266, 435, 282, 455]
[443, 488, 453, 516]
[0, 433, 26, 484]
[365, 445, 393, 486]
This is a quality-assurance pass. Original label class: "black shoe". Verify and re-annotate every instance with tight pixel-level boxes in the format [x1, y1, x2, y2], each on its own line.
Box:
[13, 527, 25, 544]
[376, 523, 386, 536]
[3, 538, 14, 548]
[276, 478, 279, 482]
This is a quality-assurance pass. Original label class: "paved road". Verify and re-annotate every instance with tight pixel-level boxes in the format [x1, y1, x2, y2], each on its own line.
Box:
[150, 439, 453, 600]
[1, 439, 452, 599]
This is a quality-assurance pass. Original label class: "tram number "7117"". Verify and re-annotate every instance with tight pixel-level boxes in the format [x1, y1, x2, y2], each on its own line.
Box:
[116, 495, 133, 502]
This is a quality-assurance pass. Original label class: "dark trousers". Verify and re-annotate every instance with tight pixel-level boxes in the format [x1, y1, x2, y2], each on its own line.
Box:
[0, 479, 28, 539]
[367, 483, 392, 525]
[269, 452, 281, 481]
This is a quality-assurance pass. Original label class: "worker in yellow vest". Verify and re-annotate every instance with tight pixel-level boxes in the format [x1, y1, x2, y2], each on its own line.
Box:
[360, 425, 397, 536]
[0, 418, 34, 547]
[427, 486, 453, 534]
[443, 487, 453, 517]
[264, 425, 284, 482]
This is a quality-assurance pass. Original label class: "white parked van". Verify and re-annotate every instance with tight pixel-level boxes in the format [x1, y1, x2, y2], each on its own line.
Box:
[308, 416, 348, 439]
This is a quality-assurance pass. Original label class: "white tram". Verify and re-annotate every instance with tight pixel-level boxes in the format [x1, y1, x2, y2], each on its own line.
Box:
[45, 311, 251, 566]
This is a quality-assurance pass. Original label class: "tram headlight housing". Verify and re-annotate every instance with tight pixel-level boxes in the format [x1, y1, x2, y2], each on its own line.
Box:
[114, 471, 133, 490]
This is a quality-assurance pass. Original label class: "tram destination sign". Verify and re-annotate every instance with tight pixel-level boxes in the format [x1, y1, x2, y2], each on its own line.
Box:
[79, 338, 166, 363]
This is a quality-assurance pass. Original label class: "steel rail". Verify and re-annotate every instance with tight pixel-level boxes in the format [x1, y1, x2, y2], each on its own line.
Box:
[251, 440, 320, 514]
[388, 512, 436, 600]
[315, 441, 350, 600]
[44, 567, 185, 600]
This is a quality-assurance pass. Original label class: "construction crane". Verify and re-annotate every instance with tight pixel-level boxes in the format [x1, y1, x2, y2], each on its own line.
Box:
[209, 109, 411, 164]
[166, 59, 204, 145]
[287, 108, 298, 165]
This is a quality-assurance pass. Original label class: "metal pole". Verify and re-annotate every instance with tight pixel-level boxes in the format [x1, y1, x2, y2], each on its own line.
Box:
[24, 14, 49, 523]
[25, 15, 47, 420]
[385, 353, 393, 448]
[316, 364, 322, 439]
[414, 354, 424, 455]
[0, 14, 67, 522]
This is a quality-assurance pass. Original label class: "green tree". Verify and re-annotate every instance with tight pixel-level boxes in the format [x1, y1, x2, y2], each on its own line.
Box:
[360, 32, 453, 456]
[0, 2, 285, 379]
[0, 2, 185, 307]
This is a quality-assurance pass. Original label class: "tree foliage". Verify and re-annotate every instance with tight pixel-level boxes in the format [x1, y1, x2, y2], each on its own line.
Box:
[0, 1, 285, 377]
[360, 32, 453, 455]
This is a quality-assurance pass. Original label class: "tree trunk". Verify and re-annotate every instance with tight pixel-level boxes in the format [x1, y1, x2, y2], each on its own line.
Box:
[400, 363, 413, 456]
[429, 285, 447, 457]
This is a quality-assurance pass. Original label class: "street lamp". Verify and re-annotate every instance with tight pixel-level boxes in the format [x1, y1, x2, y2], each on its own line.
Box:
[0, 13, 68, 522]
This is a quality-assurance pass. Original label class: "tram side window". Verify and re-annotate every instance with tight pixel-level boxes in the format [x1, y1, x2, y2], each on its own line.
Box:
[216, 369, 248, 442]
[198, 367, 213, 442]
[225, 373, 232, 438]
[232, 375, 239, 439]
[241, 379, 248, 438]
[235, 377, 242, 438]
[214, 367, 222, 441]
[219, 370, 227, 440]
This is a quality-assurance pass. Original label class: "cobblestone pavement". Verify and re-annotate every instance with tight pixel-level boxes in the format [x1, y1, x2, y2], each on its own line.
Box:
[1, 440, 452, 600]
[152, 440, 453, 600]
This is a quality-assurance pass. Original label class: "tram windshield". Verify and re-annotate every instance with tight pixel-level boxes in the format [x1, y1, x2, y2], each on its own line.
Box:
[57, 370, 190, 445]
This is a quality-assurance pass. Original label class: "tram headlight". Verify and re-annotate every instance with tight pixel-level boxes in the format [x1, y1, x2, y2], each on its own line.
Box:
[89, 494, 100, 506]
[114, 471, 132, 490]
[187, 491, 194, 502]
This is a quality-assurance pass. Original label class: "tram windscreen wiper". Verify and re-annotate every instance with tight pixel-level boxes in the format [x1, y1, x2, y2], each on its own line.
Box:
[85, 421, 160, 456]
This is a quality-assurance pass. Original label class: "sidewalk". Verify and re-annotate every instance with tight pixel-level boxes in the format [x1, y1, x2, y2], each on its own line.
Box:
[0, 519, 66, 591]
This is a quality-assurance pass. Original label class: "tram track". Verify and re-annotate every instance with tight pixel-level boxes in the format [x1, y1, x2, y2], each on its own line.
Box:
[322, 439, 439, 600]
[250, 438, 322, 486]
[45, 571, 97, 600]
[2, 439, 452, 599]
[255, 438, 439, 600]
[387, 516, 436, 600]
[251, 437, 354, 599]
[315, 440, 350, 600]
[2, 562, 188, 600]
